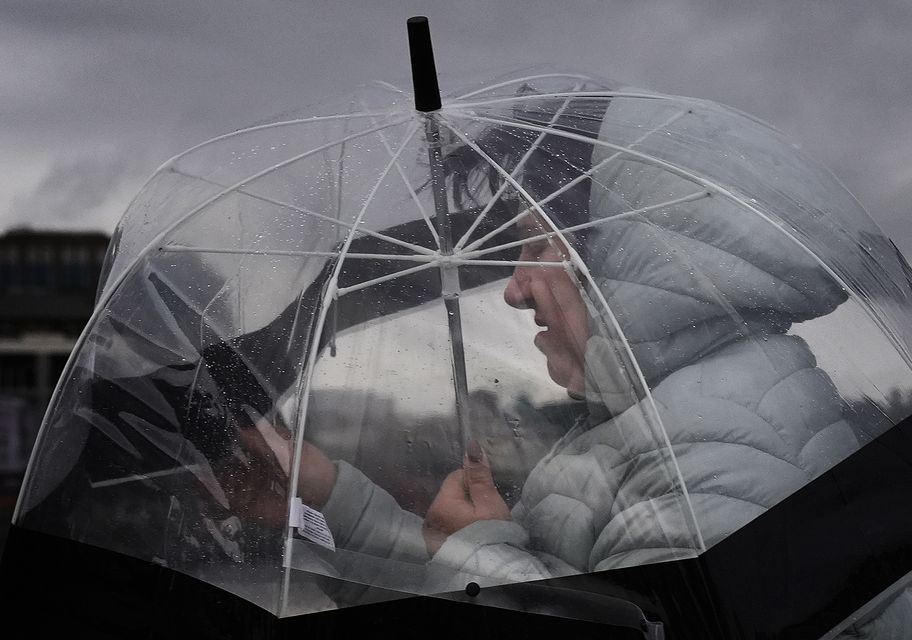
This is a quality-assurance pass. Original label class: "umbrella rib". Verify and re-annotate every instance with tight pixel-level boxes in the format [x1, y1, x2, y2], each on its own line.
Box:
[448, 90, 680, 110]
[453, 82, 585, 252]
[284, 122, 421, 569]
[460, 108, 690, 253]
[439, 115, 707, 553]
[459, 191, 710, 260]
[335, 260, 440, 296]
[169, 168, 435, 256]
[159, 116, 412, 239]
[162, 111, 407, 174]
[331, 106, 352, 248]
[115, 112, 407, 231]
[160, 245, 435, 262]
[452, 73, 595, 100]
[372, 79, 407, 95]
[444, 258, 564, 268]
[463, 209, 531, 254]
[324, 120, 422, 292]
[361, 100, 441, 248]
[332, 257, 566, 297]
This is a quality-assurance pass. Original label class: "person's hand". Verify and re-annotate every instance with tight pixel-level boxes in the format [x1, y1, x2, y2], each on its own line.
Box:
[236, 416, 337, 510]
[220, 422, 288, 528]
[423, 439, 511, 556]
[296, 441, 337, 508]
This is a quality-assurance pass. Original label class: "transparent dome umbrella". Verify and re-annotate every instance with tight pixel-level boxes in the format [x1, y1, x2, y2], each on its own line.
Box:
[6, 16, 912, 640]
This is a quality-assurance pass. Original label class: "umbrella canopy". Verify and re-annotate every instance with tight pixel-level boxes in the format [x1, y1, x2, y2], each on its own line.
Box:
[6, 18, 912, 639]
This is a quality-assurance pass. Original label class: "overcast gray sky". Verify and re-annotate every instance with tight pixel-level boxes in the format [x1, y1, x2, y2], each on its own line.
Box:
[2, 1, 911, 253]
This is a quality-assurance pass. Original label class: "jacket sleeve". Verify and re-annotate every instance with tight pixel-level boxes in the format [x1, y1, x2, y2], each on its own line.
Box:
[426, 519, 554, 590]
[318, 461, 563, 594]
[428, 335, 863, 584]
[424, 393, 715, 584]
[320, 460, 429, 564]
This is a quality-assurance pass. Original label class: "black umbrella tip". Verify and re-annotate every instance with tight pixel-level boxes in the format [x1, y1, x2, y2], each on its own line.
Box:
[407, 16, 442, 112]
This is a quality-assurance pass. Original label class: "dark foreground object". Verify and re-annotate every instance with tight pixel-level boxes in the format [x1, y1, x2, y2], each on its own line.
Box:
[0, 526, 649, 640]
[3, 413, 912, 639]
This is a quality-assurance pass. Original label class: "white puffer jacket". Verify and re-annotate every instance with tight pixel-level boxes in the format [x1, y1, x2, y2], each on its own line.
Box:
[316, 100, 893, 632]
[414, 93, 859, 578]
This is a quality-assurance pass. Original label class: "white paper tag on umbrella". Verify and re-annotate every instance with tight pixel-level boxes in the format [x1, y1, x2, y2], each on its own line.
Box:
[290, 497, 336, 552]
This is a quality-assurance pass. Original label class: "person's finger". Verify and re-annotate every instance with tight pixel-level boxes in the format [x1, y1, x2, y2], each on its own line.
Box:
[463, 438, 498, 504]
[237, 426, 272, 462]
[254, 419, 292, 475]
[425, 470, 473, 534]
[435, 469, 468, 501]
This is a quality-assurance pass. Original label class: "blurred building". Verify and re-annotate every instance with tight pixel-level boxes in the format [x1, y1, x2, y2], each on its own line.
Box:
[0, 229, 109, 488]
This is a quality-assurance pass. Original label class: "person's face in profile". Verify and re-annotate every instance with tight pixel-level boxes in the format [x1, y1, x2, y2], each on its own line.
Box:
[503, 211, 588, 398]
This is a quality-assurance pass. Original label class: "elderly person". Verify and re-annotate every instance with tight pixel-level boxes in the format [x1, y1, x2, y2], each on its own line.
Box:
[297, 96, 865, 599]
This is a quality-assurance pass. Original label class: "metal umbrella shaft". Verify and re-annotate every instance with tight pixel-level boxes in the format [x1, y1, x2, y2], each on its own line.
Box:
[425, 115, 471, 453]
[409, 16, 470, 454]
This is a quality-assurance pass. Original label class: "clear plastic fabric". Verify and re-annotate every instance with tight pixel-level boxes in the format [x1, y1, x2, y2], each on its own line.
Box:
[14, 71, 912, 620]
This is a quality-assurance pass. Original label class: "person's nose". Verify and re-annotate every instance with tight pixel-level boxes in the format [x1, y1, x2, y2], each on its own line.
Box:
[503, 267, 533, 309]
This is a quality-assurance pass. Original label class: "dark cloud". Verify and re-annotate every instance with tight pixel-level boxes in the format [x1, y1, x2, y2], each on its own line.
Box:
[1, 0, 229, 36]
[1, 0, 910, 253]
[9, 148, 148, 231]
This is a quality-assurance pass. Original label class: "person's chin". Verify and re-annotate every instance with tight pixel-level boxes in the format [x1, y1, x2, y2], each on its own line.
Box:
[545, 358, 572, 390]
[562, 373, 587, 401]
[566, 388, 586, 401]
[543, 353, 586, 400]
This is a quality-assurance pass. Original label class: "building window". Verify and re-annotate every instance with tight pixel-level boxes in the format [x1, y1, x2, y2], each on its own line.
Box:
[0, 355, 37, 392]
[0, 246, 19, 289]
[25, 246, 54, 289]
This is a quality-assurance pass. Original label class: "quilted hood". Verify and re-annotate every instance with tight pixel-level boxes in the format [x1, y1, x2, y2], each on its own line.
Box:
[583, 99, 848, 390]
